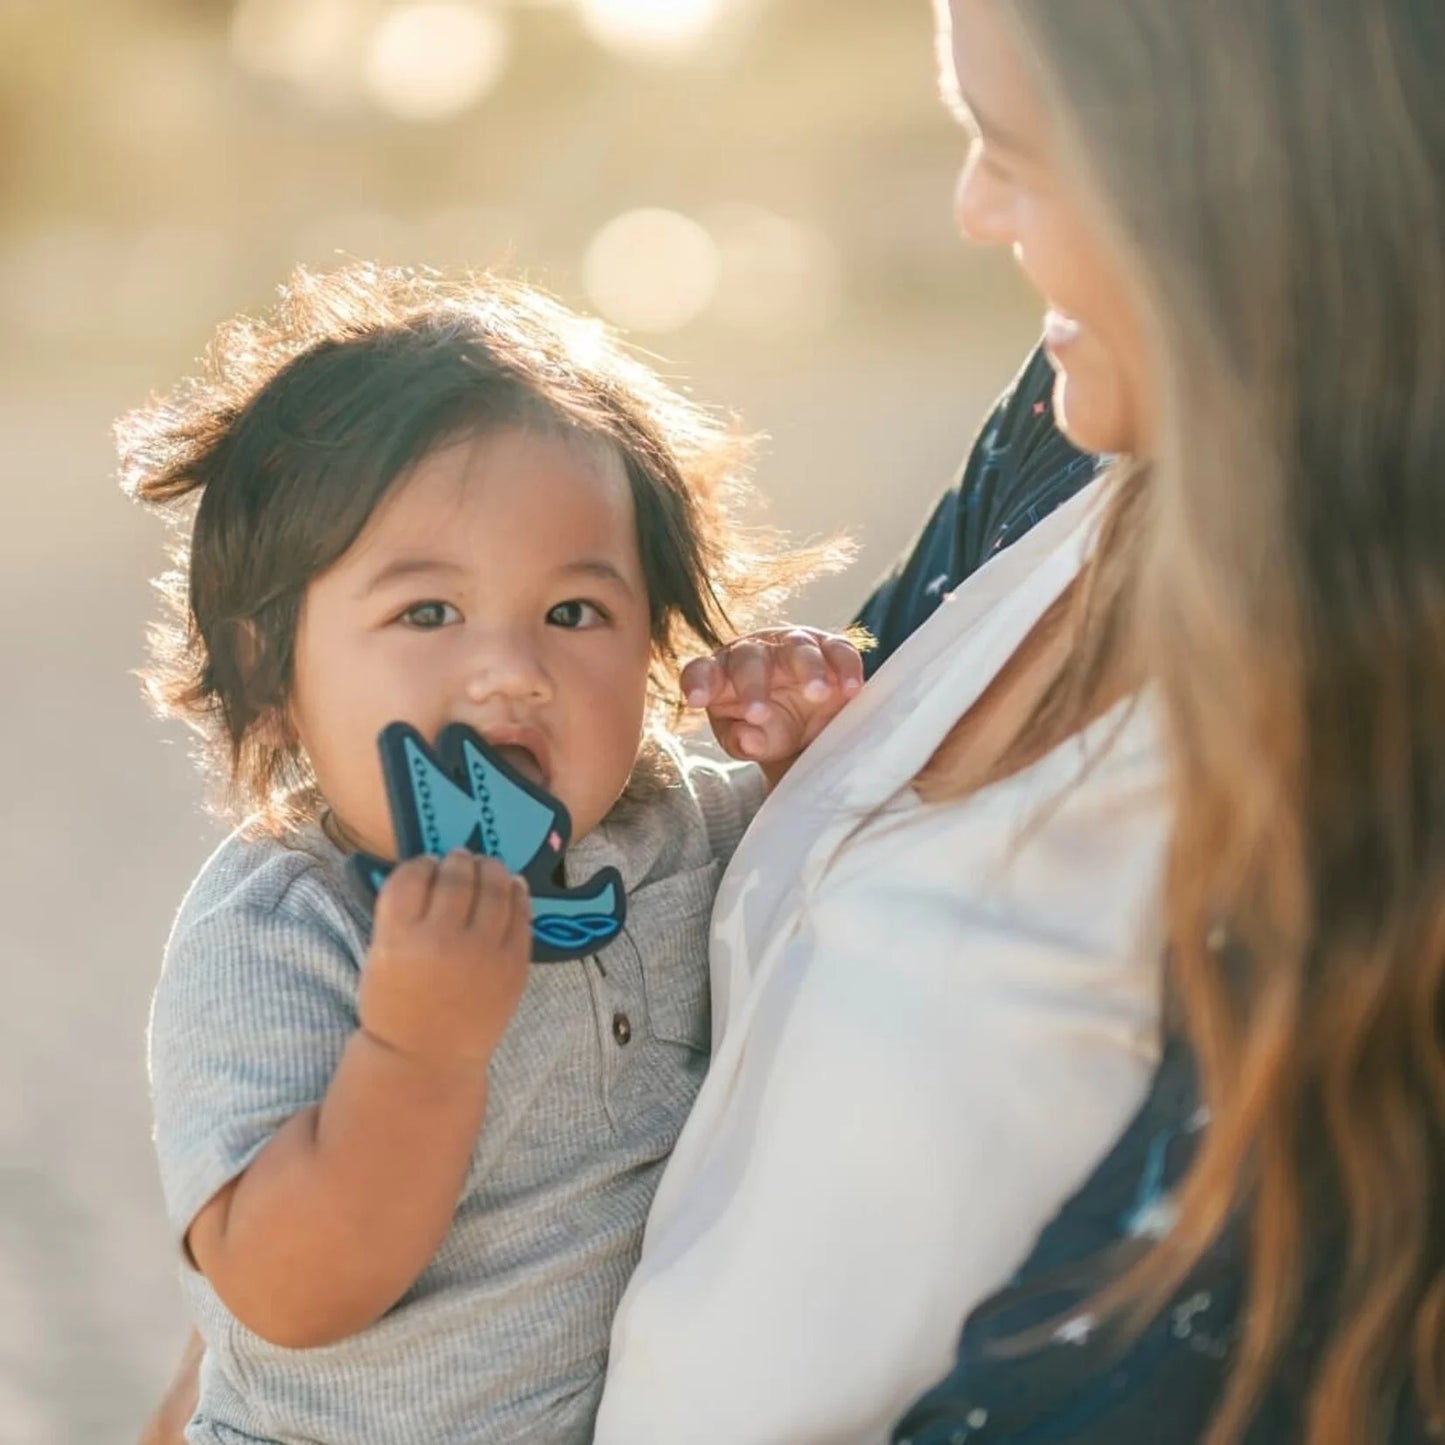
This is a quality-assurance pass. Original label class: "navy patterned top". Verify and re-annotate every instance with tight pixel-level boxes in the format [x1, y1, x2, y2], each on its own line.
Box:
[891, 1033, 1437, 1444]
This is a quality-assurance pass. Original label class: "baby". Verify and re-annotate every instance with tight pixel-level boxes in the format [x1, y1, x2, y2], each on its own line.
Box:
[123, 264, 861, 1444]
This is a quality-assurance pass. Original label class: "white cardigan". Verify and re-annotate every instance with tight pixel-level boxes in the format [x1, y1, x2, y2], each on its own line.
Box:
[595, 481, 1170, 1444]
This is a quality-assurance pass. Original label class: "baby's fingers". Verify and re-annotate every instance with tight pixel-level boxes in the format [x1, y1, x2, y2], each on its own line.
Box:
[681, 655, 724, 709]
[821, 635, 865, 697]
[717, 719, 775, 761]
[375, 855, 438, 930]
[713, 709, 807, 763]
[427, 849, 483, 928]
[469, 859, 527, 944]
[502, 876, 532, 956]
[779, 631, 831, 702]
[717, 640, 773, 723]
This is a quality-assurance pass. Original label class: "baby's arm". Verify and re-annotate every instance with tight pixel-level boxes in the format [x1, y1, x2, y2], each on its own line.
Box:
[161, 853, 529, 1349]
[682, 627, 865, 787]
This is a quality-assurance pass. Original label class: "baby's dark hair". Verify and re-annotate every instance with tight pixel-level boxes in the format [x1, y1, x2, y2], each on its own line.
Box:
[119, 263, 844, 829]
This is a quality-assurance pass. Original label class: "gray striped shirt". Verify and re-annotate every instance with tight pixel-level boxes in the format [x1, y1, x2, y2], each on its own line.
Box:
[148, 741, 763, 1444]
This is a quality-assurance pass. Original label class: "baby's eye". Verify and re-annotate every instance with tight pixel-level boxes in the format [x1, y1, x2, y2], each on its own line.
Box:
[547, 599, 606, 630]
[398, 600, 461, 629]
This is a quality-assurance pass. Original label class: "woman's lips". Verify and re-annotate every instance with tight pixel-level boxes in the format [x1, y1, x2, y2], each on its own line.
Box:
[1043, 308, 1083, 355]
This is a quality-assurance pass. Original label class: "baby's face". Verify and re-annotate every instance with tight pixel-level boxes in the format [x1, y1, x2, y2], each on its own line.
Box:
[289, 427, 654, 859]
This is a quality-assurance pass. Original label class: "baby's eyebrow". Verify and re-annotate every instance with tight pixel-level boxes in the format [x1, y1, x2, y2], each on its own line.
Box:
[556, 559, 636, 597]
[356, 557, 466, 599]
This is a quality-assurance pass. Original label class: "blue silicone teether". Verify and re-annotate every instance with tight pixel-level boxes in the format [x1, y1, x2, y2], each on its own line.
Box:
[348, 721, 626, 963]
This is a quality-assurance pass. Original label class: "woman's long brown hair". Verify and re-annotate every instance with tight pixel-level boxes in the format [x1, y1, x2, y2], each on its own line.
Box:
[931, 2, 1445, 1439]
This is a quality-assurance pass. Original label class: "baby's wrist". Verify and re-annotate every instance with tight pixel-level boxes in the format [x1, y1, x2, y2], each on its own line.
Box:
[353, 1022, 495, 1084]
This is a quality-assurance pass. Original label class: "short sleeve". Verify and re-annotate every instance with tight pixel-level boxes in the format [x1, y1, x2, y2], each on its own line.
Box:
[681, 753, 767, 868]
[147, 863, 362, 1246]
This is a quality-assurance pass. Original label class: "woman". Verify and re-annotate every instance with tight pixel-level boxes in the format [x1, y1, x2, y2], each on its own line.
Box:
[597, 1, 1444, 1442]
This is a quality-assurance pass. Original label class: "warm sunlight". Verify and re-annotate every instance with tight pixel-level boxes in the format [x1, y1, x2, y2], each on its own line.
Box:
[575, 0, 728, 60]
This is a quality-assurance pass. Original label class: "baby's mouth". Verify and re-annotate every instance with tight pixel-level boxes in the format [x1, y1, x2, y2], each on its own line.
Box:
[491, 742, 548, 788]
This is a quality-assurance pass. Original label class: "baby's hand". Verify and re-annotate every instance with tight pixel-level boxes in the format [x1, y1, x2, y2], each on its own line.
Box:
[682, 627, 864, 779]
[359, 852, 532, 1069]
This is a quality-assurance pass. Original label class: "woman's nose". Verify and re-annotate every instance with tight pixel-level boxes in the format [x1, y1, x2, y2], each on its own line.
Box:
[953, 150, 1014, 248]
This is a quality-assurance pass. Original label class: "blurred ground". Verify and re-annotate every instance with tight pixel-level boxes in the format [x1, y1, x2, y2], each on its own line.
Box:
[0, 2, 1038, 1438]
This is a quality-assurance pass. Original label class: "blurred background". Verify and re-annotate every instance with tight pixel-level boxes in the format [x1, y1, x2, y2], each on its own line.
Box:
[0, 0, 1039, 1438]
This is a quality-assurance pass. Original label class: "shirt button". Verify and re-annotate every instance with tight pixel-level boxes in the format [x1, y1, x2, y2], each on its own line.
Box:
[612, 1011, 632, 1046]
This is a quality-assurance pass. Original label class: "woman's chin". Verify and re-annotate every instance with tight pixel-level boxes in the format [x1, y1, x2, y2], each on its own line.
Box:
[1051, 364, 1139, 459]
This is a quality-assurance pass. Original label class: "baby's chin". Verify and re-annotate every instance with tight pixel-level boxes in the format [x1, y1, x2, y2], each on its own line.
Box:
[320, 809, 392, 860]
[559, 768, 645, 848]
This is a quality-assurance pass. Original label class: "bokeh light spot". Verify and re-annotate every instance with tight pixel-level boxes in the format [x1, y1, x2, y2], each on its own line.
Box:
[229, 0, 364, 97]
[576, 0, 727, 60]
[582, 208, 720, 334]
[364, 3, 510, 122]
[710, 206, 842, 336]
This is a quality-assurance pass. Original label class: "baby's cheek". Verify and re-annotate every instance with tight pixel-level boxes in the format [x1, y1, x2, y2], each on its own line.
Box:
[303, 730, 391, 853]
[595, 711, 647, 795]
[564, 692, 647, 835]
[329, 780, 398, 859]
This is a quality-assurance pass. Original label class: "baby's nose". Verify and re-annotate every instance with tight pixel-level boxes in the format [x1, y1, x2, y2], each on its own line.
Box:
[463, 643, 551, 703]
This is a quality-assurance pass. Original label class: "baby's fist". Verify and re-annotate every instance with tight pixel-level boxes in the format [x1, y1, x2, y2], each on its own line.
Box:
[682, 627, 864, 782]
[360, 851, 532, 1068]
